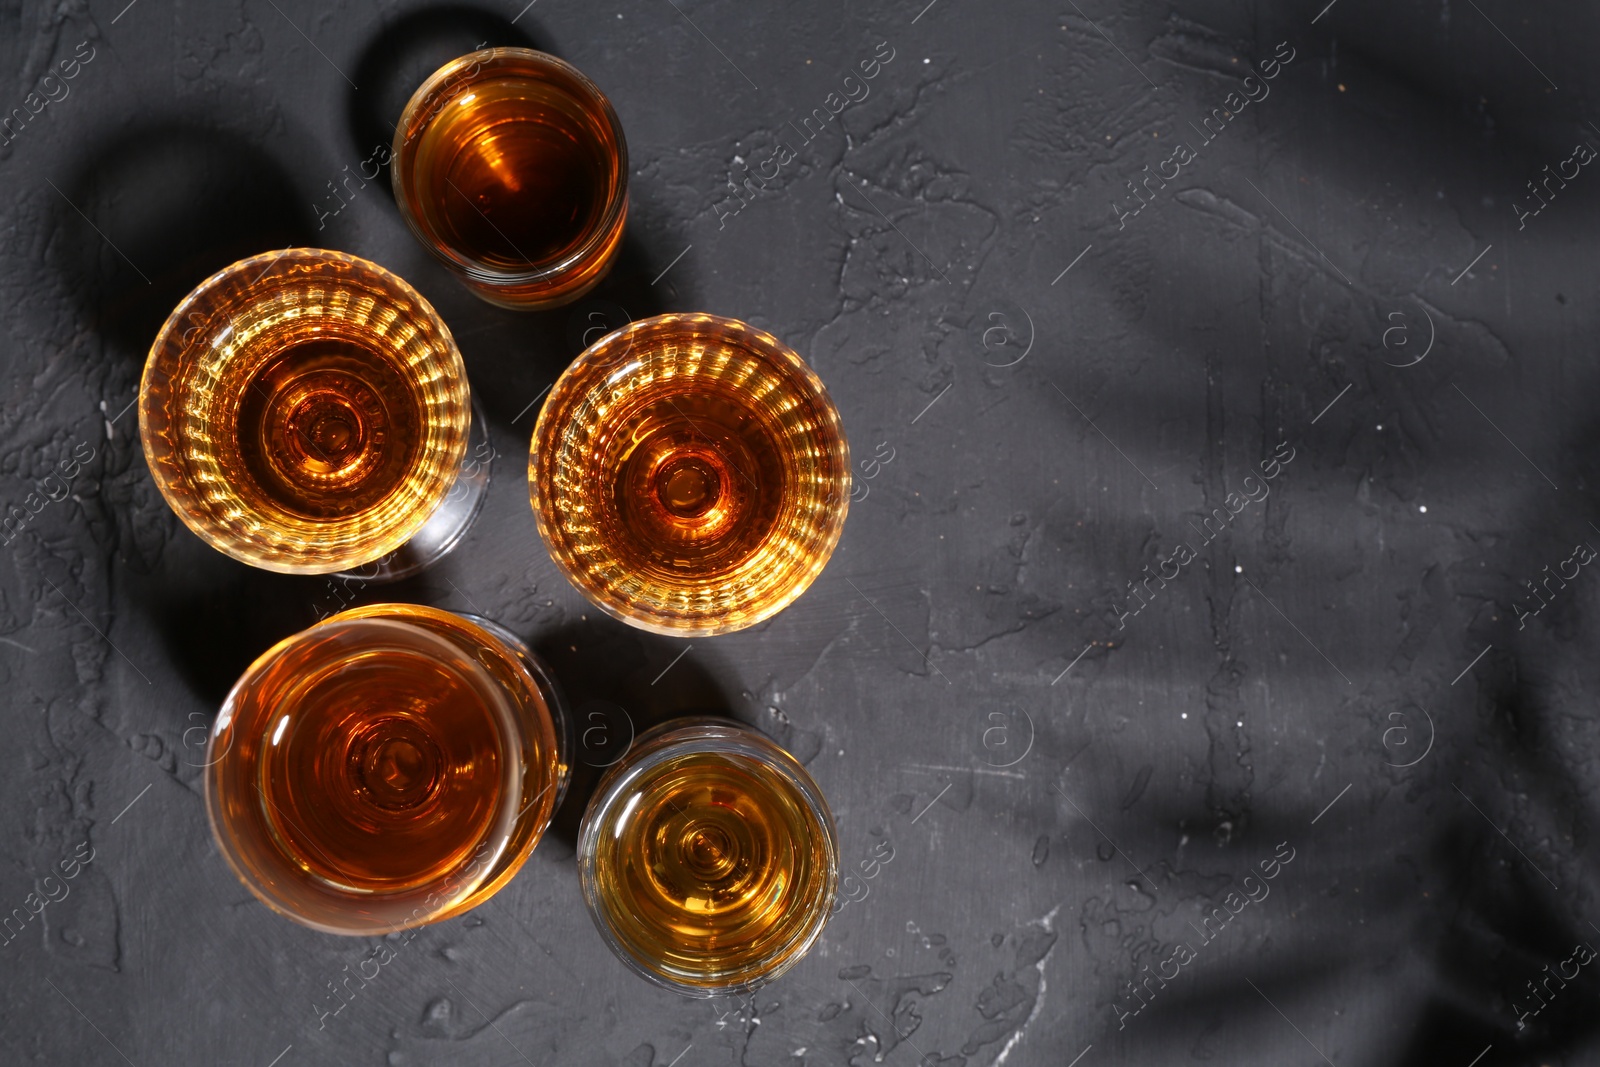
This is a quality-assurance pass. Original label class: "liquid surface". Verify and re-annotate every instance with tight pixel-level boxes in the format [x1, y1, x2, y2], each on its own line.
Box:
[590, 751, 831, 982]
[609, 382, 786, 581]
[416, 75, 610, 269]
[142, 248, 470, 574]
[231, 337, 425, 520]
[249, 637, 505, 891]
[532, 315, 850, 635]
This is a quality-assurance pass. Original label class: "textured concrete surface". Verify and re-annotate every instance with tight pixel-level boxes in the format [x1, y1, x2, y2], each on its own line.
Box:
[2, 0, 1599, 1064]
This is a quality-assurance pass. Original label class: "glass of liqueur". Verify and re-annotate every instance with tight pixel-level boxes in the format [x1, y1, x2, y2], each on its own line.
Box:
[577, 718, 837, 995]
[206, 604, 569, 934]
[391, 47, 628, 310]
[140, 248, 489, 579]
[529, 314, 850, 635]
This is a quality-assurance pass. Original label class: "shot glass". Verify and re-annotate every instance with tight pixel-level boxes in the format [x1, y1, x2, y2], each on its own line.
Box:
[391, 47, 629, 310]
[577, 718, 837, 995]
[206, 604, 569, 935]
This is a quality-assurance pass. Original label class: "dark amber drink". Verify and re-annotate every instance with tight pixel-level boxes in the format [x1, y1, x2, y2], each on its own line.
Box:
[392, 48, 628, 309]
[231, 336, 425, 520]
[206, 605, 568, 935]
[141, 249, 479, 575]
[578, 719, 836, 995]
[530, 314, 850, 635]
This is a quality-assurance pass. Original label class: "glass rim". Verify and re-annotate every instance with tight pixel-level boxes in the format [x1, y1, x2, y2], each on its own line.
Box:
[389, 46, 631, 288]
[575, 717, 839, 996]
[528, 312, 851, 637]
[205, 614, 525, 936]
[138, 247, 471, 575]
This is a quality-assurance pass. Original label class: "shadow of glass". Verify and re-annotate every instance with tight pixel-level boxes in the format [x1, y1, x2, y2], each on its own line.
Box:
[530, 616, 743, 850]
[54, 121, 318, 357]
[452, 231, 677, 441]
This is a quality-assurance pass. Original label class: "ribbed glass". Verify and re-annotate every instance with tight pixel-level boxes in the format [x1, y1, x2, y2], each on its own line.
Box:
[529, 313, 849, 635]
[140, 248, 469, 573]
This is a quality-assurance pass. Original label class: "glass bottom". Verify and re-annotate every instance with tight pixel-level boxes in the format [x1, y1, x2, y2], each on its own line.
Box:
[338, 402, 493, 583]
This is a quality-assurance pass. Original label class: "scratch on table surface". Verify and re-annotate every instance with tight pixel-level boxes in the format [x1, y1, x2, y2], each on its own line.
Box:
[908, 762, 1028, 781]
[987, 904, 1061, 1067]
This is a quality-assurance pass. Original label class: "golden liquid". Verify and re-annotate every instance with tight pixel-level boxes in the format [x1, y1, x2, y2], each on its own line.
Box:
[610, 381, 785, 577]
[413, 76, 610, 269]
[531, 314, 850, 635]
[394, 49, 627, 308]
[208, 607, 565, 934]
[229, 336, 424, 521]
[251, 636, 504, 890]
[589, 750, 833, 986]
[140, 249, 470, 573]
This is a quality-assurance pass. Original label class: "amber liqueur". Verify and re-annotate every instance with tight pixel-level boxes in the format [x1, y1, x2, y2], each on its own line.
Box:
[533, 314, 850, 636]
[240, 628, 506, 897]
[607, 374, 786, 585]
[142, 248, 471, 574]
[208, 604, 565, 938]
[587, 743, 833, 987]
[407, 66, 619, 271]
[224, 334, 428, 523]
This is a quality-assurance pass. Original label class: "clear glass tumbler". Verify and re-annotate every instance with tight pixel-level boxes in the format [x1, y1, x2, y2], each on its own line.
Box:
[206, 604, 569, 935]
[391, 47, 629, 310]
[578, 718, 837, 995]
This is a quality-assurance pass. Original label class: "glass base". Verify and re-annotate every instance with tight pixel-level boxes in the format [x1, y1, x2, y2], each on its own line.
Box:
[338, 402, 493, 583]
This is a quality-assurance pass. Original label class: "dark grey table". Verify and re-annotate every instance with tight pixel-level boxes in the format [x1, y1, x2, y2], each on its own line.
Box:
[2, 0, 1596, 1064]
